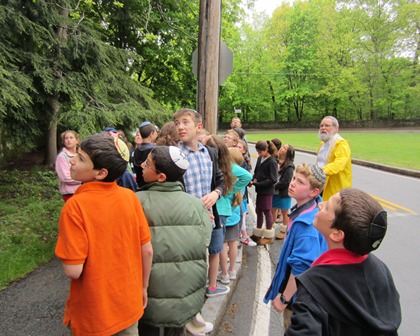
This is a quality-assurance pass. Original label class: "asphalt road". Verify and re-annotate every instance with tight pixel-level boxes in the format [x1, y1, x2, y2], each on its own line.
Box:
[217, 146, 420, 336]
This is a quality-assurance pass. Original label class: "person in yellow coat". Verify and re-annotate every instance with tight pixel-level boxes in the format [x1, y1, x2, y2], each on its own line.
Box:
[316, 116, 352, 201]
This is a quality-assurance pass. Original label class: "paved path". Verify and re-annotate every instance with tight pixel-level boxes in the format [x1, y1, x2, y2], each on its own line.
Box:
[0, 258, 70, 335]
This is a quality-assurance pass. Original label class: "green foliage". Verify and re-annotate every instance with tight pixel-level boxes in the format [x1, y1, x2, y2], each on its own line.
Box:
[219, 0, 420, 124]
[0, 0, 173, 163]
[0, 168, 63, 290]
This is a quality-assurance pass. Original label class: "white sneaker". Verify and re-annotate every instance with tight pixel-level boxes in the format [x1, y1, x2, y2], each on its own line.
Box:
[204, 322, 214, 334]
[229, 270, 237, 280]
[217, 272, 230, 284]
[240, 237, 257, 247]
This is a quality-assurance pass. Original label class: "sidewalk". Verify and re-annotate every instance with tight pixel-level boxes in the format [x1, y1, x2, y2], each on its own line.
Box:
[0, 200, 257, 336]
[201, 198, 257, 335]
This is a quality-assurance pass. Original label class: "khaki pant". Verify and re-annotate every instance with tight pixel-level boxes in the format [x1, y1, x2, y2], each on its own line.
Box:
[69, 321, 139, 336]
[283, 307, 293, 331]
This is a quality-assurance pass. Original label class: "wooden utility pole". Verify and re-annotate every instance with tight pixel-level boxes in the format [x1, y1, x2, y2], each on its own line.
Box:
[197, 0, 221, 134]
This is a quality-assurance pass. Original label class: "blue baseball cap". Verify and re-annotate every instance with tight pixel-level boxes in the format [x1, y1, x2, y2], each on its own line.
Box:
[103, 127, 119, 133]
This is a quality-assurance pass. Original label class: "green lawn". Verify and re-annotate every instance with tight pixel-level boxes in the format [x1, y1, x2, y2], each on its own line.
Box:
[245, 131, 420, 171]
[0, 169, 63, 290]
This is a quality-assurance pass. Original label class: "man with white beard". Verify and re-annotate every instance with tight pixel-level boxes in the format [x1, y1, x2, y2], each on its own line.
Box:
[316, 116, 352, 201]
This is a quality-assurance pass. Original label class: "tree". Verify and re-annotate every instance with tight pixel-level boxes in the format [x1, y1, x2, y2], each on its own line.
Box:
[0, 0, 167, 165]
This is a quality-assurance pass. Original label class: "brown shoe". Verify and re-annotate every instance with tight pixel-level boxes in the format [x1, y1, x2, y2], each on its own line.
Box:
[258, 238, 274, 245]
[275, 231, 285, 240]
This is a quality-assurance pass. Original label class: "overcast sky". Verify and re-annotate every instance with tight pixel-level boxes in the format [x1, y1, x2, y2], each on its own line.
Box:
[252, 0, 292, 15]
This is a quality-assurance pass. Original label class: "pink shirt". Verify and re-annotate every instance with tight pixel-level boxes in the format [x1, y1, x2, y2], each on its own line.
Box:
[55, 148, 81, 195]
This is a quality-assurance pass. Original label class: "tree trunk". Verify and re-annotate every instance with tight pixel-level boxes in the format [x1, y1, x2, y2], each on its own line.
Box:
[268, 81, 277, 120]
[45, 6, 68, 167]
[46, 97, 60, 167]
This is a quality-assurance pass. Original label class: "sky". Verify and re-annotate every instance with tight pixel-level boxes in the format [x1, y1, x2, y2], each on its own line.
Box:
[252, 0, 293, 15]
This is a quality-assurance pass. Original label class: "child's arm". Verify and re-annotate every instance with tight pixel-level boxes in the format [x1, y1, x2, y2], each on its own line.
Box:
[62, 263, 84, 280]
[272, 274, 297, 314]
[141, 241, 153, 309]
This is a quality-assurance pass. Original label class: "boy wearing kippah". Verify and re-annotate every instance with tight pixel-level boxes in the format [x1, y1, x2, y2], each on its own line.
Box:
[287, 188, 401, 335]
[136, 146, 212, 336]
[264, 163, 328, 330]
[55, 133, 153, 336]
[133, 121, 158, 188]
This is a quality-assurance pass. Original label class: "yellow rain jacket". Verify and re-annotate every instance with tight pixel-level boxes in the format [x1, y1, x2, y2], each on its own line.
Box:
[317, 136, 352, 201]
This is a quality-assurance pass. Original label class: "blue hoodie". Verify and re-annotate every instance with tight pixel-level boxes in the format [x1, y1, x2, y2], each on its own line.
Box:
[264, 195, 327, 304]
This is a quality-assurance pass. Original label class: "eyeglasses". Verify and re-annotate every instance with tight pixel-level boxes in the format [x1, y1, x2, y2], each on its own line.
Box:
[319, 124, 333, 128]
[144, 159, 161, 173]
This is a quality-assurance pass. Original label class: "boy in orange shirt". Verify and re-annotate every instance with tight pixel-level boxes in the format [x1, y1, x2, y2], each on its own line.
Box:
[55, 133, 153, 336]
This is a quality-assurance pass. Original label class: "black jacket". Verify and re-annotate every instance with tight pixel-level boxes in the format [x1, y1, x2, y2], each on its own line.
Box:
[286, 254, 401, 336]
[253, 156, 278, 195]
[274, 162, 295, 198]
[206, 145, 224, 229]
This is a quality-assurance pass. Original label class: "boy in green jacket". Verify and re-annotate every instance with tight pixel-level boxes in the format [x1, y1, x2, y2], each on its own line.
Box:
[136, 146, 212, 336]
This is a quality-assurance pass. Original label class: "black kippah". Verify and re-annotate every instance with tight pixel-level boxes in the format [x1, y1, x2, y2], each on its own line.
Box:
[369, 210, 387, 251]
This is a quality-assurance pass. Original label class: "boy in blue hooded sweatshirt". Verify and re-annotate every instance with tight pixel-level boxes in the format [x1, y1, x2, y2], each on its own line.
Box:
[264, 163, 327, 330]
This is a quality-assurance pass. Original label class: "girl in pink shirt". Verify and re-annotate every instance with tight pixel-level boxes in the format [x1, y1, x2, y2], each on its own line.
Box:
[55, 130, 81, 202]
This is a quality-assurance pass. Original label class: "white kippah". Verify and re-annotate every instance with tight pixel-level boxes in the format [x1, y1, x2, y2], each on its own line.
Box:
[168, 146, 189, 170]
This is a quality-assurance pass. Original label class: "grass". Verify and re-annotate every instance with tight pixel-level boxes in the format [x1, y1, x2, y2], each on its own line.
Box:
[0, 168, 63, 290]
[246, 131, 420, 171]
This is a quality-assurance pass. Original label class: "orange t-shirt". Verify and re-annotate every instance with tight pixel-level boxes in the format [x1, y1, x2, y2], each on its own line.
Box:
[55, 181, 151, 336]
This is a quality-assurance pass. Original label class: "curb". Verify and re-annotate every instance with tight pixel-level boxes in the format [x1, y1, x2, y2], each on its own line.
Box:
[201, 199, 257, 335]
[296, 149, 420, 179]
[201, 248, 243, 334]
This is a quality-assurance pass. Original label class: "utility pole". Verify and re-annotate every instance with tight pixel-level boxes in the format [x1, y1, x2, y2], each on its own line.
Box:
[197, 0, 221, 134]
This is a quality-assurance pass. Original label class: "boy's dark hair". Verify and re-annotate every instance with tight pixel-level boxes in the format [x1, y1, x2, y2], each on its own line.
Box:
[140, 124, 156, 139]
[332, 188, 387, 255]
[80, 133, 128, 182]
[151, 146, 187, 182]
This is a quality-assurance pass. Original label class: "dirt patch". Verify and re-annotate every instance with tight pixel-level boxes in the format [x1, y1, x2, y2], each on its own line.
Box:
[2, 151, 47, 171]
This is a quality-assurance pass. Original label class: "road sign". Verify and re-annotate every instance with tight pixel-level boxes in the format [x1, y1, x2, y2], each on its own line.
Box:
[192, 40, 233, 84]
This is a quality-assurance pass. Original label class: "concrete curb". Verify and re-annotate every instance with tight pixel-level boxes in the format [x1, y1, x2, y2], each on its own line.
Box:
[201, 199, 257, 335]
[201, 248, 243, 334]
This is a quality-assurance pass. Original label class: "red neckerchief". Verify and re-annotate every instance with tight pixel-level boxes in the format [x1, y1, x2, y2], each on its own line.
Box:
[312, 248, 368, 266]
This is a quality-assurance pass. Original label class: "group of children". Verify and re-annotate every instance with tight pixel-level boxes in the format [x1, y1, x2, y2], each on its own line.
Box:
[54, 111, 401, 336]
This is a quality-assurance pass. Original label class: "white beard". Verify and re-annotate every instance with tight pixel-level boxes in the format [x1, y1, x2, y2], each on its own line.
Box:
[318, 130, 331, 142]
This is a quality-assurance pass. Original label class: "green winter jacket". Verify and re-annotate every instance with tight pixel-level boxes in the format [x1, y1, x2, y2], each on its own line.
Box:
[136, 181, 212, 327]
